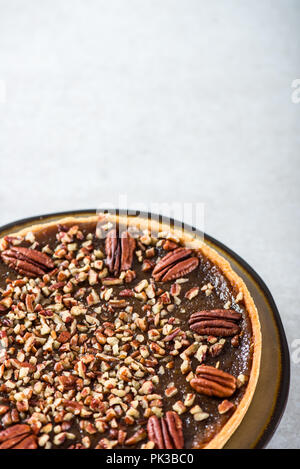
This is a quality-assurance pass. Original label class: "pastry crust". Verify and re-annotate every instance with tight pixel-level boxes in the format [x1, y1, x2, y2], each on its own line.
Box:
[0, 213, 261, 449]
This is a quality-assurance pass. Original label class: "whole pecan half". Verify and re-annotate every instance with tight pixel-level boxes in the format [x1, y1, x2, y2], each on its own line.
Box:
[152, 248, 199, 282]
[0, 424, 37, 449]
[189, 309, 241, 337]
[105, 229, 136, 276]
[190, 365, 237, 398]
[1, 246, 54, 278]
[147, 411, 184, 449]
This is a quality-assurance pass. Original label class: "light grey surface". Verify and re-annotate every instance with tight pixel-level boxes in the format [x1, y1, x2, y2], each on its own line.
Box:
[0, 0, 299, 448]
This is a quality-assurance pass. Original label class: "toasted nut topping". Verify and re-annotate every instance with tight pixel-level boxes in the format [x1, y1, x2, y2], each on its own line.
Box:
[218, 400, 235, 414]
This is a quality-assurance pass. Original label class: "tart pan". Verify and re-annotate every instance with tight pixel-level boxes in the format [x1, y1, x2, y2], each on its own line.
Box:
[0, 209, 290, 449]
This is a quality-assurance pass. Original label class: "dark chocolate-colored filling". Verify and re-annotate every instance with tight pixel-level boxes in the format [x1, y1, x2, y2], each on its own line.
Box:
[0, 220, 253, 448]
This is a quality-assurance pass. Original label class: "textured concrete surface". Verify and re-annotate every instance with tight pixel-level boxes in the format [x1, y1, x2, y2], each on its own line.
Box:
[0, 0, 299, 448]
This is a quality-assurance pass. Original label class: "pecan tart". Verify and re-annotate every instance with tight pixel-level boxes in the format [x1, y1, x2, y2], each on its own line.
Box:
[0, 213, 261, 449]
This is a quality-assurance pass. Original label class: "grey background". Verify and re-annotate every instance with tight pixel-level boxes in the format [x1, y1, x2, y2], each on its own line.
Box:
[0, 0, 299, 448]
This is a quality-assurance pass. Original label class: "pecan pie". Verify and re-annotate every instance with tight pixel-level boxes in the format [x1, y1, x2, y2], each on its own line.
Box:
[0, 213, 261, 449]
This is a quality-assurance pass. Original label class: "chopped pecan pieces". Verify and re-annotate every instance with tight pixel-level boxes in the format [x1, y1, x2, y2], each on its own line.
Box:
[0, 424, 37, 449]
[147, 411, 184, 449]
[105, 229, 136, 276]
[163, 327, 181, 342]
[57, 374, 76, 390]
[0, 304, 8, 313]
[57, 331, 71, 343]
[162, 240, 178, 251]
[218, 400, 235, 414]
[231, 335, 240, 347]
[152, 248, 199, 282]
[125, 428, 147, 445]
[1, 246, 54, 278]
[189, 309, 241, 337]
[190, 365, 237, 398]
